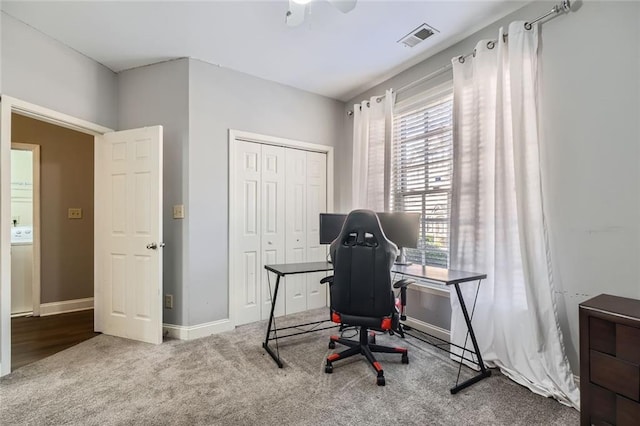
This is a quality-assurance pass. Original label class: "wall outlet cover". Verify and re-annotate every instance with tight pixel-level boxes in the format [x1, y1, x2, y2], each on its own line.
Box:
[68, 208, 82, 219]
[173, 204, 185, 219]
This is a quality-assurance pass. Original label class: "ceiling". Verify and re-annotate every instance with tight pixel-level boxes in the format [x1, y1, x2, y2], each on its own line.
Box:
[1, 0, 529, 101]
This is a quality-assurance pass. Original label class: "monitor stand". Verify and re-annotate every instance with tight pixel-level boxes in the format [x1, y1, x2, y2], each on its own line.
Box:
[394, 247, 412, 266]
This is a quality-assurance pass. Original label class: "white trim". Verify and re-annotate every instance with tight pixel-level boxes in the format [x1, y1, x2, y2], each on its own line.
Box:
[163, 319, 235, 340]
[0, 96, 114, 377]
[39, 298, 94, 316]
[11, 143, 41, 316]
[228, 129, 335, 327]
[403, 316, 451, 342]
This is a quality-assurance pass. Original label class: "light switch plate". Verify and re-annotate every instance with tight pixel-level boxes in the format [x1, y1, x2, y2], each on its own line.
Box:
[173, 204, 185, 219]
[68, 208, 82, 219]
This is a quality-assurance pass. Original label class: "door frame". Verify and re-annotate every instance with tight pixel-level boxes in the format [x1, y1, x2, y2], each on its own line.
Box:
[10, 142, 41, 317]
[228, 129, 334, 327]
[0, 96, 112, 376]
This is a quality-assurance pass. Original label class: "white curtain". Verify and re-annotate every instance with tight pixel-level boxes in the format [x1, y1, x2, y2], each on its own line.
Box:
[352, 89, 395, 210]
[449, 22, 579, 408]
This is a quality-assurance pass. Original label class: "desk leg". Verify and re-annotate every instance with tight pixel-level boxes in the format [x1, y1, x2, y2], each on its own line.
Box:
[263, 273, 284, 368]
[450, 281, 491, 394]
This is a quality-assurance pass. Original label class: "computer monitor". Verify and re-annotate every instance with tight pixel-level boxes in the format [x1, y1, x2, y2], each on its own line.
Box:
[375, 212, 420, 250]
[319, 213, 347, 244]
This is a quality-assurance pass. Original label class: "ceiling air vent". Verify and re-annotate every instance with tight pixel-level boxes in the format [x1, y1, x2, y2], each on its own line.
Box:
[398, 23, 438, 48]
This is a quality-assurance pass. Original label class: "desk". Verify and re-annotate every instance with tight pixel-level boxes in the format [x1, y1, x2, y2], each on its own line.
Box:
[263, 262, 490, 393]
[391, 264, 491, 394]
[262, 262, 335, 368]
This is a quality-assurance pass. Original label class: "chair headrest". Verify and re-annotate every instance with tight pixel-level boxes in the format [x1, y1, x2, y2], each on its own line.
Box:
[337, 209, 393, 249]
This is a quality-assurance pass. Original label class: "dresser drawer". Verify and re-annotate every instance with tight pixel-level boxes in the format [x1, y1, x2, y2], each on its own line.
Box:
[617, 324, 640, 364]
[591, 317, 616, 355]
[617, 395, 640, 426]
[590, 350, 640, 401]
[589, 383, 615, 425]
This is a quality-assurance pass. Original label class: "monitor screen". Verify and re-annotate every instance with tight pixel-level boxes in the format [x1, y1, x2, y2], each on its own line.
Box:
[376, 212, 421, 249]
[319, 212, 420, 248]
[319, 213, 347, 244]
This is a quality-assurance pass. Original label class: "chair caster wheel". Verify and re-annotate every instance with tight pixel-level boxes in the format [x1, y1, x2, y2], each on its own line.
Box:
[402, 354, 409, 364]
[328, 341, 335, 349]
[376, 376, 385, 386]
[325, 364, 333, 374]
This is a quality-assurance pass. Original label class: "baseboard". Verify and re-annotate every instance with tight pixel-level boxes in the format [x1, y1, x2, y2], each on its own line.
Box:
[39, 298, 94, 316]
[403, 316, 451, 342]
[163, 318, 234, 340]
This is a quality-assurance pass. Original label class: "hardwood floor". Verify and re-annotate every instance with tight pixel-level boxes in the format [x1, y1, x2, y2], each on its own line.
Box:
[11, 309, 100, 370]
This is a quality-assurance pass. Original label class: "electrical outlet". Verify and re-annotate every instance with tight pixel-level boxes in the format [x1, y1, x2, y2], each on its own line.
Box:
[164, 294, 174, 309]
[68, 208, 82, 219]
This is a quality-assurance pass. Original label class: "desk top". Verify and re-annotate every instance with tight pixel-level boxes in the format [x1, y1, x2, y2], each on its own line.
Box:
[265, 261, 333, 276]
[264, 261, 485, 285]
[391, 264, 486, 286]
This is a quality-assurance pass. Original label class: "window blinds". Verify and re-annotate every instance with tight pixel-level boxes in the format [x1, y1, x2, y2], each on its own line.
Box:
[390, 83, 453, 267]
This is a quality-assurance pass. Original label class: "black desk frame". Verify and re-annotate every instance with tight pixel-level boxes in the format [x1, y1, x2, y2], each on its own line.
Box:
[262, 262, 336, 368]
[263, 262, 491, 393]
[391, 264, 491, 394]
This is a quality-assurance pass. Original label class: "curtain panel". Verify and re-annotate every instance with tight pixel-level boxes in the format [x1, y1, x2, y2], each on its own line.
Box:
[352, 90, 395, 211]
[449, 22, 579, 408]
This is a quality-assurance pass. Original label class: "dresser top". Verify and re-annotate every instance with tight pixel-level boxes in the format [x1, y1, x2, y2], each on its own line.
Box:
[580, 294, 640, 321]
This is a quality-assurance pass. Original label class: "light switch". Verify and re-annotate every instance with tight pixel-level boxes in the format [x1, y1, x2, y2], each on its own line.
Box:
[173, 204, 185, 219]
[68, 208, 82, 219]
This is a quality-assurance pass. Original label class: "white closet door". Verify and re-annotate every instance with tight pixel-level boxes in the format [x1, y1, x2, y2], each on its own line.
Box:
[234, 141, 262, 325]
[305, 151, 327, 310]
[260, 144, 286, 320]
[284, 148, 307, 314]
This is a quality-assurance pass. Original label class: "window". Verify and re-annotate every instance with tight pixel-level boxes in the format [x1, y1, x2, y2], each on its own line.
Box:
[390, 83, 453, 267]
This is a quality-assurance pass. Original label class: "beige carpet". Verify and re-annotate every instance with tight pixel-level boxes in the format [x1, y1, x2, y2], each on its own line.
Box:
[0, 309, 578, 425]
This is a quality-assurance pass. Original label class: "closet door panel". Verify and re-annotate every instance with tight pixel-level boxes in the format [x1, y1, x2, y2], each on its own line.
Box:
[234, 141, 262, 325]
[261, 145, 285, 320]
[285, 148, 307, 314]
[306, 151, 328, 310]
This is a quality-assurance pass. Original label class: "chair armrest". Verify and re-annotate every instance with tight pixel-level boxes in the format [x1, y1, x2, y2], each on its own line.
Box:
[393, 278, 415, 289]
[320, 275, 334, 285]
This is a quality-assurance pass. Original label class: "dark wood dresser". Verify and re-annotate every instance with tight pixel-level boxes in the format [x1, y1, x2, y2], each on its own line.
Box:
[580, 294, 640, 425]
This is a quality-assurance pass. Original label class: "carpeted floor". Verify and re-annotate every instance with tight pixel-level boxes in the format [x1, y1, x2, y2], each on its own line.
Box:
[0, 308, 578, 425]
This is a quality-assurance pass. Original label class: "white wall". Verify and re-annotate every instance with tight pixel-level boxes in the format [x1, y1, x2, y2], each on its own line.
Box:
[344, 0, 640, 375]
[0, 12, 117, 128]
[188, 58, 344, 325]
[117, 59, 190, 326]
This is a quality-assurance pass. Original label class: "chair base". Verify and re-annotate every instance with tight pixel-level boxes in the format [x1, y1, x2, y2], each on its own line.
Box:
[325, 327, 408, 386]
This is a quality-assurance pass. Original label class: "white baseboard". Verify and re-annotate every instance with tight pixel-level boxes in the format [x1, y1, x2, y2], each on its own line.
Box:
[163, 318, 234, 340]
[39, 297, 94, 316]
[403, 316, 451, 342]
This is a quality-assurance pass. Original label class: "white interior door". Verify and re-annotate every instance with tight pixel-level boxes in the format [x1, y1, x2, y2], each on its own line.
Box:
[96, 126, 163, 344]
[234, 141, 262, 325]
[305, 151, 327, 310]
[261, 144, 286, 320]
[284, 148, 307, 314]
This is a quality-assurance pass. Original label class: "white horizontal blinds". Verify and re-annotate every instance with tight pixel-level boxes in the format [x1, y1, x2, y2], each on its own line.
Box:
[390, 82, 453, 267]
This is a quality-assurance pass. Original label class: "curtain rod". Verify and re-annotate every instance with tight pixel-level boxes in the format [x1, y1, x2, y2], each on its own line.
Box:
[347, 0, 573, 117]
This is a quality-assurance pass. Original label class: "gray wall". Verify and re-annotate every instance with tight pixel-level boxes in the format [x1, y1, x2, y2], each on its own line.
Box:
[0, 12, 117, 129]
[344, 1, 640, 375]
[117, 59, 190, 326]
[187, 59, 345, 325]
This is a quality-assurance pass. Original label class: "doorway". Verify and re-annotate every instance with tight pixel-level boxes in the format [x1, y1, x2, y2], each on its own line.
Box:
[10, 114, 96, 370]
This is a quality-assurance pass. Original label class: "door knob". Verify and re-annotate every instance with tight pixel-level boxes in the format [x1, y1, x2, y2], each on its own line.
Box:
[146, 242, 165, 250]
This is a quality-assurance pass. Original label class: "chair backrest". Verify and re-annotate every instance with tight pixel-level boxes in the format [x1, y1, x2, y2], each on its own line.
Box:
[329, 209, 399, 318]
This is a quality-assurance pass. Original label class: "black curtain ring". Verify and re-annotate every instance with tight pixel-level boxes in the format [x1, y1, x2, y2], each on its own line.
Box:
[458, 55, 465, 63]
[472, 48, 477, 58]
[487, 41, 495, 49]
[366, 101, 370, 108]
[524, 22, 532, 30]
[503, 33, 508, 43]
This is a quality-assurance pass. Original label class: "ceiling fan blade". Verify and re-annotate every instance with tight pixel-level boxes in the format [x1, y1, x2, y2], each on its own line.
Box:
[328, 0, 357, 13]
[285, 1, 307, 27]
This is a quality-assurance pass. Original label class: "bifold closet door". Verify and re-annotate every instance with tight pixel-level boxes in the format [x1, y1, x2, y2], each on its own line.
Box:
[260, 144, 286, 320]
[235, 141, 286, 325]
[284, 148, 307, 315]
[305, 151, 327, 310]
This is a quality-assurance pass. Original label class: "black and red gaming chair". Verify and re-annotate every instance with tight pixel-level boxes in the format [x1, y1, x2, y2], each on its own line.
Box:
[321, 209, 413, 386]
